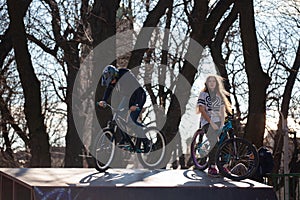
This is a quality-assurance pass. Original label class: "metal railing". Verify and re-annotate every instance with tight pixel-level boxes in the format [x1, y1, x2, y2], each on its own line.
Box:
[265, 173, 300, 200]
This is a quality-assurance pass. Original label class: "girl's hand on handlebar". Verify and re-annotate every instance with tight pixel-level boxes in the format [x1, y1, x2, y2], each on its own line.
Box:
[210, 121, 219, 130]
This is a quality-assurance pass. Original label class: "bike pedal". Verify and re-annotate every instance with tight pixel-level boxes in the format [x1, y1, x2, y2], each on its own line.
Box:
[136, 149, 142, 153]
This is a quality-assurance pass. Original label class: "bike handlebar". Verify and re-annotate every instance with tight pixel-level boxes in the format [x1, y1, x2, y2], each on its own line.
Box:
[95, 101, 120, 111]
[95, 101, 140, 112]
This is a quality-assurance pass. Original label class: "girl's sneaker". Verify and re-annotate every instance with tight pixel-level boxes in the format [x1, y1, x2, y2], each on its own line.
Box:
[208, 166, 219, 177]
[222, 166, 230, 174]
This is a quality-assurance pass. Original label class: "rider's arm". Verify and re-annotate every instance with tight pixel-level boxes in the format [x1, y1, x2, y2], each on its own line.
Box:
[198, 105, 218, 130]
[98, 84, 114, 107]
[197, 92, 218, 130]
[129, 87, 145, 111]
[220, 105, 225, 127]
[197, 105, 210, 122]
[102, 84, 114, 102]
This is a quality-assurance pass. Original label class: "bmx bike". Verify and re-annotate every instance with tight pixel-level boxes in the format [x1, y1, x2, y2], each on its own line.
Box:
[190, 114, 259, 181]
[93, 102, 166, 172]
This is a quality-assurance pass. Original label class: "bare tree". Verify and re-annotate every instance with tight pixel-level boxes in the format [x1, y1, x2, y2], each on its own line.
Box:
[1, 0, 298, 172]
[237, 0, 272, 147]
[7, 0, 51, 167]
[89, 0, 121, 132]
[253, 0, 300, 173]
[273, 41, 300, 173]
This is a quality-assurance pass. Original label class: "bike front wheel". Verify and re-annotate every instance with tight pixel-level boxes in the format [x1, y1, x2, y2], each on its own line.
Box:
[216, 137, 259, 181]
[137, 127, 166, 169]
[190, 129, 209, 170]
[93, 129, 116, 172]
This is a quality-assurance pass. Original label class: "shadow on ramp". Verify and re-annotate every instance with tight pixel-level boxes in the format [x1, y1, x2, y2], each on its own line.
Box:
[0, 168, 277, 200]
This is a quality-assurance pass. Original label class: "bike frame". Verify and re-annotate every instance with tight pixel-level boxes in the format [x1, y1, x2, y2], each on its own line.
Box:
[105, 105, 143, 152]
[94, 102, 167, 171]
[191, 114, 259, 180]
[199, 116, 234, 150]
[215, 118, 241, 162]
[218, 117, 234, 144]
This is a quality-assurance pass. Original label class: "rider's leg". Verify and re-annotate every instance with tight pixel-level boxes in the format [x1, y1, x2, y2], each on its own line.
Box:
[116, 97, 130, 143]
[118, 129, 131, 146]
[129, 91, 146, 137]
[204, 122, 221, 174]
[129, 95, 150, 152]
[129, 109, 150, 150]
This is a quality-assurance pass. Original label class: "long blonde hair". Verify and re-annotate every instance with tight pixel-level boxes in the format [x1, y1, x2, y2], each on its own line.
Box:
[197, 74, 232, 114]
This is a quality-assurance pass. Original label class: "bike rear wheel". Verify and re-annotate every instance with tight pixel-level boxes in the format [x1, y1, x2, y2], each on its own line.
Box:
[137, 127, 166, 169]
[93, 129, 116, 172]
[216, 137, 259, 181]
[190, 129, 209, 170]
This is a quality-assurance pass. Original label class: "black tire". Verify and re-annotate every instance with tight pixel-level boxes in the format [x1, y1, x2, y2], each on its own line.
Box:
[93, 129, 116, 172]
[137, 127, 166, 169]
[216, 137, 259, 181]
[190, 129, 209, 170]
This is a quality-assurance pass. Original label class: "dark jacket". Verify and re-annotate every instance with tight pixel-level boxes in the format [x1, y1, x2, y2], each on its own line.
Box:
[102, 68, 146, 109]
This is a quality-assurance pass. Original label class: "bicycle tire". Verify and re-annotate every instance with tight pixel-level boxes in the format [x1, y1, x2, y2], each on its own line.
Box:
[137, 127, 167, 169]
[216, 137, 259, 181]
[93, 129, 116, 172]
[190, 129, 209, 170]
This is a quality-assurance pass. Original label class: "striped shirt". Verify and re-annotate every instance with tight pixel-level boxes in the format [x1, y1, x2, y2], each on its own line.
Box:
[197, 91, 224, 127]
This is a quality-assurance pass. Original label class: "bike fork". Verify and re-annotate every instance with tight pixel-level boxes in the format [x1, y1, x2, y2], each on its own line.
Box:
[232, 140, 239, 159]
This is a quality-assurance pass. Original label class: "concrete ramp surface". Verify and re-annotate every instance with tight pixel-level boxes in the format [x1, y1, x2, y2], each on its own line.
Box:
[0, 168, 277, 200]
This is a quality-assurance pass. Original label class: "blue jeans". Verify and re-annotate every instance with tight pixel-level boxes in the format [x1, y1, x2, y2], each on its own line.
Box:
[118, 95, 146, 138]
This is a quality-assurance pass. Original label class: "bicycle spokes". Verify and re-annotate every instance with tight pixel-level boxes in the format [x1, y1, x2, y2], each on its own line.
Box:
[190, 130, 209, 170]
[197, 140, 212, 158]
[137, 128, 166, 169]
[216, 138, 259, 181]
[94, 130, 116, 172]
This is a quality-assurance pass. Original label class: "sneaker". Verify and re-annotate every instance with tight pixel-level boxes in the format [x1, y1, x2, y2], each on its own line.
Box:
[118, 139, 130, 147]
[208, 166, 219, 177]
[230, 163, 248, 176]
[222, 166, 230, 174]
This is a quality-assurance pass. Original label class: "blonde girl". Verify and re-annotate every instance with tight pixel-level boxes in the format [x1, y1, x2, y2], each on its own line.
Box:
[196, 74, 231, 177]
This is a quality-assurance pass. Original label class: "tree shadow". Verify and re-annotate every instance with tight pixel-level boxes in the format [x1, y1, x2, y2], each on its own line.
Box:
[78, 168, 163, 186]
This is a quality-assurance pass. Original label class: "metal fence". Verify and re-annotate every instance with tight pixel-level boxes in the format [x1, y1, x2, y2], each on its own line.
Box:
[265, 173, 300, 200]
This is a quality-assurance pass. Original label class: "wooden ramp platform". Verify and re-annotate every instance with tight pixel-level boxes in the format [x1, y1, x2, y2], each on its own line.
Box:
[0, 168, 277, 200]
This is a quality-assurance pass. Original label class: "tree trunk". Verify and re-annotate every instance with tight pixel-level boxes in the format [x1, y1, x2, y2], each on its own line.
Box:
[89, 0, 120, 47]
[0, 28, 13, 68]
[210, 4, 238, 93]
[273, 41, 300, 173]
[0, 0, 29, 67]
[127, 0, 173, 69]
[89, 0, 120, 129]
[1, 0, 38, 156]
[0, 95, 30, 146]
[64, 43, 83, 167]
[7, 0, 51, 167]
[162, 0, 235, 139]
[162, 0, 208, 140]
[237, 0, 271, 148]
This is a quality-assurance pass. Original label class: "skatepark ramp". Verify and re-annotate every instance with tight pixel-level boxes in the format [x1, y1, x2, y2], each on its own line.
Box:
[0, 168, 277, 200]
